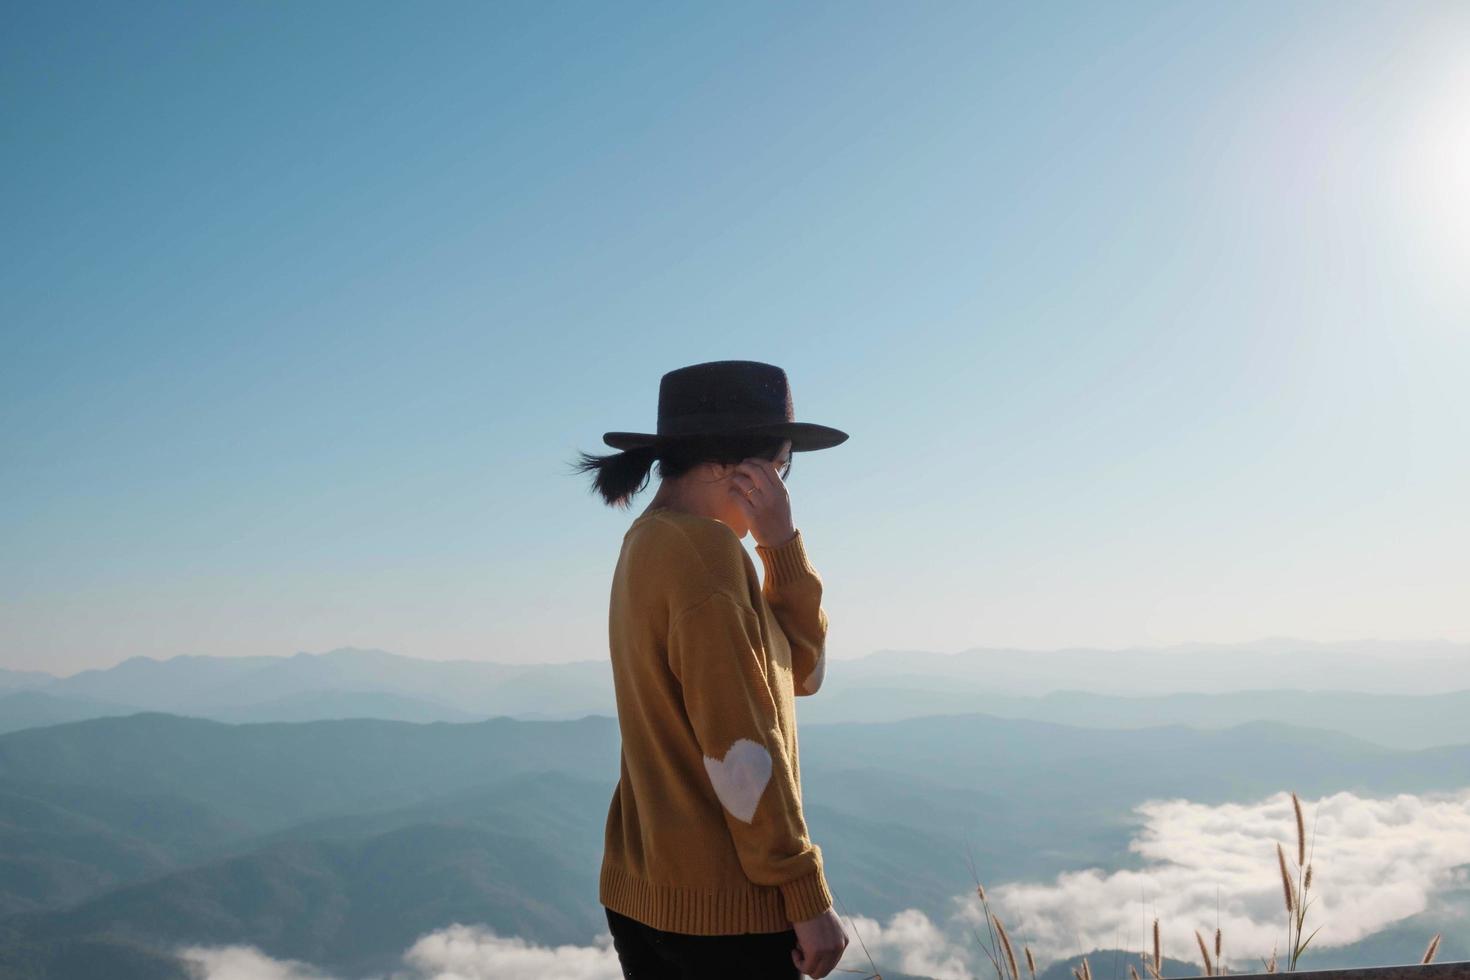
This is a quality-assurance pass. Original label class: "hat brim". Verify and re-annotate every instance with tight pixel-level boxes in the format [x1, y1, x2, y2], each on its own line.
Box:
[603, 421, 848, 453]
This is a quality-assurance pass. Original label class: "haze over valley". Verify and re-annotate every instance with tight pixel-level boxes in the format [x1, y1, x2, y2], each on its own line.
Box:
[0, 642, 1464, 979]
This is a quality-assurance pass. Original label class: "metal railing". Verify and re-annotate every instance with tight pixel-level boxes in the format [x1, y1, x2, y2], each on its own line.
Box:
[1209, 962, 1469, 980]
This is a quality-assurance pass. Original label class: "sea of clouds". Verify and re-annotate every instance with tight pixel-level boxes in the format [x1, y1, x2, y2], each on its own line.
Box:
[175, 788, 1470, 980]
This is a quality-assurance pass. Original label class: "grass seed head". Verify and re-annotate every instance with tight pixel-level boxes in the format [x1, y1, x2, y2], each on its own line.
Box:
[1291, 792, 1305, 867]
[1152, 917, 1161, 972]
[993, 913, 1020, 980]
[1276, 842, 1295, 914]
[1195, 929, 1214, 976]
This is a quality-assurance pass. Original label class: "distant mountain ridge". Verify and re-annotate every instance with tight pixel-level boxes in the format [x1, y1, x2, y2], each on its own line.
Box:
[842, 636, 1469, 696]
[4, 642, 1468, 749]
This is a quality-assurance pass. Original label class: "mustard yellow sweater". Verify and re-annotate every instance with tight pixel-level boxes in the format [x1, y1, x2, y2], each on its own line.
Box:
[599, 505, 833, 935]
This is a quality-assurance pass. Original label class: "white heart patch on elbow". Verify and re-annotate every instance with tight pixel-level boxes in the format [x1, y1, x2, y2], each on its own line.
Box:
[802, 653, 825, 693]
[703, 737, 773, 824]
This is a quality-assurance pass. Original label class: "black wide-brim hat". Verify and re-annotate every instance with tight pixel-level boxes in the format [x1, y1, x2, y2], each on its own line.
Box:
[603, 360, 849, 453]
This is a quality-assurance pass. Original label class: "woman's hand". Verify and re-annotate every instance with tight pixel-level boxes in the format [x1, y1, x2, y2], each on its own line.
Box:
[728, 456, 797, 549]
[791, 906, 849, 978]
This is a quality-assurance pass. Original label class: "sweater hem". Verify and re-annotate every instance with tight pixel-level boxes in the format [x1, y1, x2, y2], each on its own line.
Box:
[600, 862, 814, 935]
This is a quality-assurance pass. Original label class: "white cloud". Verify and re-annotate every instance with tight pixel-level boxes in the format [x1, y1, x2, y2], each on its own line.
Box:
[949, 788, 1470, 973]
[387, 923, 623, 980]
[176, 944, 337, 980]
[178, 789, 1470, 980]
[176, 927, 623, 980]
[834, 908, 977, 979]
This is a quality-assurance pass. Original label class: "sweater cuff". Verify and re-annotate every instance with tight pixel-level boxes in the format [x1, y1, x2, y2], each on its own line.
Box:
[754, 529, 818, 588]
[779, 865, 835, 923]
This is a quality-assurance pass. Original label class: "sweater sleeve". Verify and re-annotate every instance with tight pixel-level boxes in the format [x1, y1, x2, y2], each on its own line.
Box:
[753, 529, 828, 696]
[666, 590, 835, 923]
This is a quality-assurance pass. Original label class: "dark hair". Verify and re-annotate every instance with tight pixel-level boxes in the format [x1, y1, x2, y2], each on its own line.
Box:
[568, 433, 794, 510]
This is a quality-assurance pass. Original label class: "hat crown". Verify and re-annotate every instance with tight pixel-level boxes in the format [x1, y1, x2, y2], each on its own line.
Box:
[655, 360, 794, 438]
[601, 359, 847, 453]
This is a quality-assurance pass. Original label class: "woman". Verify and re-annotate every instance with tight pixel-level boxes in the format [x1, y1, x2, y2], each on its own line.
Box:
[570, 360, 850, 979]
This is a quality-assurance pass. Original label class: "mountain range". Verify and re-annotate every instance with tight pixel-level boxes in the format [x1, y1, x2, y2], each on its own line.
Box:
[4, 641, 1468, 748]
[0, 704, 1463, 978]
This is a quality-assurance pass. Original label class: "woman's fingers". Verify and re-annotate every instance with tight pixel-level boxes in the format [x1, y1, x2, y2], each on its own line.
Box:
[729, 460, 796, 549]
[728, 473, 759, 514]
[729, 465, 775, 498]
[735, 458, 784, 494]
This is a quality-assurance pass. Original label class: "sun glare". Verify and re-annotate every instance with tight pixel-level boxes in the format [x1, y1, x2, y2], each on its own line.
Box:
[1397, 52, 1470, 308]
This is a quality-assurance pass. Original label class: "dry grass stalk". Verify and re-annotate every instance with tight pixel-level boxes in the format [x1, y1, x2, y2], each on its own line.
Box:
[1276, 842, 1295, 915]
[963, 858, 1037, 980]
[830, 890, 884, 980]
[1152, 917, 1162, 978]
[1129, 964, 1142, 980]
[1421, 933, 1441, 964]
[1279, 791, 1325, 971]
[1261, 941, 1279, 974]
[994, 913, 1021, 980]
[962, 854, 1008, 980]
[1081, 956, 1092, 980]
[1195, 929, 1215, 976]
[1291, 792, 1306, 866]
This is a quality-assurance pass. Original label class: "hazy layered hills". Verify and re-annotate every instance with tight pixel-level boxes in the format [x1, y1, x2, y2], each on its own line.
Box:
[0, 713, 616, 834]
[0, 643, 1464, 977]
[0, 710, 1465, 977]
[3, 642, 1468, 749]
[1, 648, 610, 722]
[0, 822, 594, 979]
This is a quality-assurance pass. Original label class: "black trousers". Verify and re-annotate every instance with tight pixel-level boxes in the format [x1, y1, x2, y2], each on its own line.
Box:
[604, 906, 802, 979]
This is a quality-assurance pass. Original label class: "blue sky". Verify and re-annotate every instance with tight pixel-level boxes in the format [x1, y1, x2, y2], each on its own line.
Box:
[3, 1, 1467, 674]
